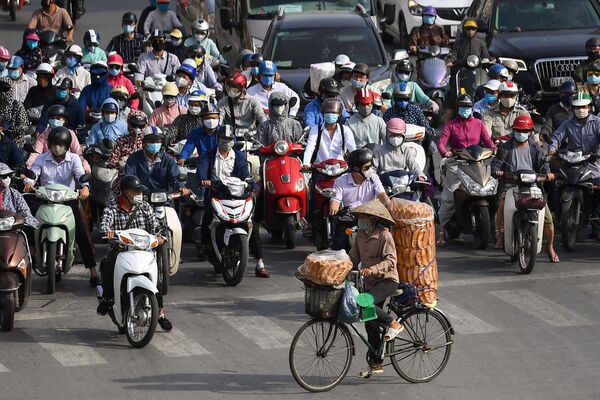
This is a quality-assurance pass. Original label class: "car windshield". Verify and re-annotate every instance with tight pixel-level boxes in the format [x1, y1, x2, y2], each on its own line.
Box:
[247, 0, 371, 17]
[494, 0, 600, 32]
[271, 27, 384, 69]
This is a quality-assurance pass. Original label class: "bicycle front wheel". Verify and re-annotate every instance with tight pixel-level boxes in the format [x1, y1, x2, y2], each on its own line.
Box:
[388, 307, 453, 383]
[289, 319, 354, 392]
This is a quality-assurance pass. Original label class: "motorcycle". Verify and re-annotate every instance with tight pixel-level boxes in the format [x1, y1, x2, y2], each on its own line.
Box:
[456, 55, 490, 98]
[96, 228, 159, 348]
[56, 0, 85, 23]
[84, 142, 118, 228]
[503, 171, 547, 274]
[0, 210, 33, 332]
[140, 74, 167, 117]
[207, 177, 254, 286]
[417, 46, 450, 128]
[38, 31, 67, 71]
[1, 0, 23, 21]
[444, 146, 498, 250]
[258, 140, 306, 249]
[235, 127, 260, 181]
[553, 150, 597, 251]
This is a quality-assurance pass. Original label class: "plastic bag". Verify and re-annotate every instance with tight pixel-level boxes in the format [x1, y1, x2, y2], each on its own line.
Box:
[296, 249, 353, 286]
[337, 281, 360, 324]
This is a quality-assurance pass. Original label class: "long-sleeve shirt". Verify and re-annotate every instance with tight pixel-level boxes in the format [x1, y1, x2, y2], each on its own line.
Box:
[437, 116, 496, 155]
[446, 33, 490, 66]
[100, 197, 159, 235]
[123, 150, 184, 192]
[38, 96, 85, 132]
[0, 187, 38, 227]
[217, 95, 267, 128]
[349, 226, 398, 291]
[373, 142, 425, 178]
[246, 82, 300, 117]
[27, 127, 90, 173]
[25, 151, 87, 189]
[143, 10, 183, 35]
[106, 33, 145, 64]
[11, 74, 36, 103]
[483, 104, 530, 138]
[78, 82, 114, 113]
[0, 135, 24, 168]
[550, 115, 600, 178]
[135, 51, 181, 82]
[148, 103, 187, 128]
[345, 113, 386, 148]
[384, 81, 433, 107]
[54, 66, 91, 99]
[304, 97, 350, 128]
[408, 24, 449, 49]
[541, 102, 573, 141]
[303, 123, 356, 165]
[382, 104, 433, 137]
[178, 126, 219, 161]
[196, 63, 222, 91]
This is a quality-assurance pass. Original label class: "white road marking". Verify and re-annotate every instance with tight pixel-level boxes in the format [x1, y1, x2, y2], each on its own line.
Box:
[0, 363, 9, 373]
[490, 289, 591, 327]
[24, 328, 107, 367]
[218, 315, 293, 349]
[439, 301, 499, 334]
[580, 283, 600, 296]
[443, 269, 600, 287]
[150, 328, 210, 357]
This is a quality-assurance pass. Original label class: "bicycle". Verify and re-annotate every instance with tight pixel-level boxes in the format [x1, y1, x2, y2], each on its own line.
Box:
[289, 278, 454, 393]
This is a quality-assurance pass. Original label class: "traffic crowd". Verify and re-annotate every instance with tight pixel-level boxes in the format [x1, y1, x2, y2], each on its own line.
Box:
[0, 1, 600, 336]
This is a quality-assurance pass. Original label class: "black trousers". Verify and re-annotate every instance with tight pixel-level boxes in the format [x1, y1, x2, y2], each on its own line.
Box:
[365, 279, 398, 364]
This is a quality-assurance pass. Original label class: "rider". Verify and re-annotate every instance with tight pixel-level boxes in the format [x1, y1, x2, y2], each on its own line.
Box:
[54, 45, 90, 99]
[436, 94, 496, 246]
[257, 92, 303, 146]
[0, 163, 38, 227]
[0, 129, 24, 169]
[483, 81, 530, 139]
[81, 30, 107, 64]
[339, 62, 373, 113]
[106, 12, 145, 64]
[97, 175, 173, 332]
[166, 90, 208, 145]
[143, 0, 184, 36]
[78, 61, 113, 115]
[334, 54, 351, 75]
[107, 53, 138, 110]
[574, 37, 600, 84]
[110, 86, 132, 121]
[27, 0, 74, 42]
[373, 118, 426, 179]
[166, 29, 186, 62]
[138, 0, 157, 35]
[24, 127, 99, 284]
[15, 30, 48, 74]
[473, 79, 501, 117]
[177, 104, 220, 165]
[491, 116, 559, 262]
[384, 59, 439, 113]
[246, 61, 300, 117]
[7, 56, 36, 103]
[348, 198, 403, 378]
[345, 88, 386, 148]
[473, 64, 509, 102]
[38, 77, 84, 133]
[247, 52, 264, 88]
[174, 59, 209, 107]
[86, 98, 128, 147]
[541, 80, 576, 143]
[134, 30, 181, 86]
[383, 83, 433, 138]
[108, 111, 147, 168]
[0, 78, 29, 148]
[187, 44, 222, 93]
[336, 62, 355, 89]
[579, 61, 600, 113]
[549, 92, 600, 241]
[148, 82, 187, 128]
[408, 6, 449, 54]
[24, 62, 56, 110]
[185, 18, 226, 65]
[218, 72, 266, 128]
[304, 77, 350, 128]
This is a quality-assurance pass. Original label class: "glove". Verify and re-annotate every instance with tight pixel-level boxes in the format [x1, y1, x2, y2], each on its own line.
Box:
[429, 101, 440, 114]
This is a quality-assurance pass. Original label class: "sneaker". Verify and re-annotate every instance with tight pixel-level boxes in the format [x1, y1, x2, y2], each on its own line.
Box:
[96, 298, 113, 316]
[255, 266, 270, 278]
[158, 315, 173, 332]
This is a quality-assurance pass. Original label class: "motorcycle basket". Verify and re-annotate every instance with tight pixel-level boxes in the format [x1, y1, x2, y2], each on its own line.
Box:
[513, 189, 545, 210]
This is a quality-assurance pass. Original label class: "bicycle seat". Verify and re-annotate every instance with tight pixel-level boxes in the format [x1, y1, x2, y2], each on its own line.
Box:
[391, 289, 405, 297]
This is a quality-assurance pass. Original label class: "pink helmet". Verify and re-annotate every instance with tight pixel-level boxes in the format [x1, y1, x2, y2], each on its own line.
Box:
[387, 118, 406, 135]
[107, 53, 124, 66]
[0, 46, 10, 62]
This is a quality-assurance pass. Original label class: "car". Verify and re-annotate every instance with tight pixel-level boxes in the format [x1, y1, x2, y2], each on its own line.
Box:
[378, 0, 473, 47]
[467, 0, 600, 108]
[261, 8, 396, 114]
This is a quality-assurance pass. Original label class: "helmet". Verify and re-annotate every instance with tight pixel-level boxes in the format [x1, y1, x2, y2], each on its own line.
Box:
[239, 49, 253, 66]
[456, 93, 473, 107]
[201, 103, 220, 117]
[559, 80, 577, 95]
[177, 60, 197, 79]
[396, 59, 413, 74]
[422, 6, 437, 16]
[354, 88, 374, 105]
[0, 46, 10, 62]
[56, 77, 73, 90]
[572, 92, 592, 106]
[352, 62, 370, 77]
[250, 52, 264, 66]
[347, 148, 374, 171]
[386, 118, 407, 135]
[162, 82, 178, 97]
[585, 37, 600, 49]
[83, 30, 100, 47]
[35, 62, 54, 76]
[488, 64, 508, 79]
[120, 175, 144, 192]
[7, 56, 24, 69]
[483, 79, 501, 91]
[47, 104, 67, 119]
[216, 125, 235, 140]
[101, 101, 119, 113]
[512, 115, 534, 131]
[111, 85, 130, 100]
[122, 11, 137, 24]
[321, 98, 342, 114]
[169, 28, 183, 40]
[501, 59, 519, 74]
[318, 77, 340, 95]
[338, 62, 355, 74]
[65, 44, 83, 58]
[143, 125, 163, 139]
[107, 53, 124, 66]
[151, 29, 166, 40]
[188, 90, 208, 103]
[128, 113, 147, 128]
[499, 80, 519, 93]
[259, 60, 277, 75]
[48, 126, 72, 147]
[462, 18, 478, 29]
[90, 61, 108, 75]
[187, 44, 206, 58]
[191, 18, 210, 33]
[24, 30, 40, 41]
[392, 82, 412, 100]
[372, 91, 383, 107]
[227, 72, 247, 89]
[584, 60, 600, 72]
[334, 54, 350, 66]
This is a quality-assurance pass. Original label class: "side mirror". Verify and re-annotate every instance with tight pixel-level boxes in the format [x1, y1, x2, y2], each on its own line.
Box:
[382, 92, 392, 100]
[130, 92, 140, 100]
[23, 143, 37, 154]
[177, 173, 187, 182]
[79, 173, 91, 184]
[165, 75, 175, 82]
[532, 113, 545, 125]
[288, 97, 298, 108]
[127, 63, 138, 73]
[222, 44, 233, 53]
[383, 4, 395, 25]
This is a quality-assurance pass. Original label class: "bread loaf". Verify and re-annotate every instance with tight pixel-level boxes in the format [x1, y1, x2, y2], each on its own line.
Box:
[297, 250, 353, 286]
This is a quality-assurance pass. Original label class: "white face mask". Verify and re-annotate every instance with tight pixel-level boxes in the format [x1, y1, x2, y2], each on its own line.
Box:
[362, 168, 375, 179]
[227, 89, 240, 99]
[189, 106, 202, 115]
[175, 76, 188, 88]
[574, 107, 590, 119]
[500, 97, 516, 108]
[1, 176, 11, 188]
[133, 127, 144, 135]
[164, 97, 176, 107]
[103, 113, 117, 123]
[51, 144, 67, 157]
[130, 193, 143, 205]
[203, 118, 219, 129]
[387, 135, 404, 147]
[397, 73, 411, 82]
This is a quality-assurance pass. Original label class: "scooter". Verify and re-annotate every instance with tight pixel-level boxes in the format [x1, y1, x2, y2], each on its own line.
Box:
[84, 142, 118, 228]
[0, 210, 33, 332]
[34, 184, 78, 294]
[140, 74, 167, 117]
[96, 228, 159, 348]
[208, 177, 254, 286]
[235, 127, 260, 181]
[258, 140, 306, 249]
[380, 170, 428, 201]
[456, 55, 490, 98]
[0, 0, 24, 21]
[38, 31, 66, 71]
[503, 171, 547, 274]
[417, 46, 450, 128]
[444, 146, 498, 250]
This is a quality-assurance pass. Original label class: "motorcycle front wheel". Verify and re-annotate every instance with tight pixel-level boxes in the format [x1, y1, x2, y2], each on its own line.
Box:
[158, 241, 170, 296]
[284, 215, 296, 249]
[46, 241, 57, 294]
[9, 0, 16, 21]
[125, 288, 158, 348]
[222, 235, 248, 286]
[517, 222, 537, 274]
[473, 206, 490, 250]
[0, 293, 15, 332]
[561, 198, 579, 252]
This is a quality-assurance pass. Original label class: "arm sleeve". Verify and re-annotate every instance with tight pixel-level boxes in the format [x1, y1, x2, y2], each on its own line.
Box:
[480, 122, 496, 151]
[26, 12, 39, 29]
[405, 147, 425, 178]
[412, 83, 433, 106]
[437, 124, 451, 154]
[11, 142, 25, 166]
[26, 135, 44, 168]
[408, 27, 419, 48]
[37, 104, 49, 132]
[372, 174, 385, 195]
[99, 206, 114, 233]
[550, 120, 568, 151]
[302, 127, 317, 165]
[349, 235, 360, 267]
[304, 103, 318, 128]
[85, 125, 99, 146]
[106, 37, 116, 54]
[287, 85, 300, 117]
[25, 156, 43, 186]
[369, 231, 398, 276]
[166, 157, 184, 190]
[344, 126, 356, 153]
[72, 154, 87, 185]
[179, 130, 196, 160]
[123, 155, 136, 177]
[253, 99, 268, 125]
[541, 109, 554, 139]
[491, 147, 505, 175]
[482, 111, 494, 135]
[197, 153, 210, 181]
[332, 176, 344, 203]
[143, 13, 153, 34]
[135, 56, 147, 82]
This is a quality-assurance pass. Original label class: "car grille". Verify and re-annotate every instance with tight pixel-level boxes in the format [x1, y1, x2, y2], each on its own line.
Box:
[437, 7, 469, 21]
[534, 57, 587, 92]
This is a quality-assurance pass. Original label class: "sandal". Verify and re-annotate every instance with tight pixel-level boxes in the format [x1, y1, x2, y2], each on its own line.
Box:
[547, 251, 560, 263]
[384, 323, 405, 342]
[436, 234, 446, 247]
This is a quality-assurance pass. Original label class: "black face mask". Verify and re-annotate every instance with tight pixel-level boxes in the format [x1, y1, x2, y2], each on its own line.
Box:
[152, 41, 165, 52]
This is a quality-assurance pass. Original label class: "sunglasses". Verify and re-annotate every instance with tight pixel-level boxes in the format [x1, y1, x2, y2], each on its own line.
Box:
[587, 71, 600, 77]
[464, 27, 477, 31]
[109, 65, 122, 70]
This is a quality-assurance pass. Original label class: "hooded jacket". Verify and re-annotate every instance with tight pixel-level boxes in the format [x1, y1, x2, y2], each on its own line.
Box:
[257, 92, 303, 146]
[106, 55, 139, 110]
[86, 98, 128, 146]
[78, 73, 114, 112]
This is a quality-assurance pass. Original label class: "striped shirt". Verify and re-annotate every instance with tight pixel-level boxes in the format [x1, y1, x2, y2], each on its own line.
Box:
[106, 33, 145, 64]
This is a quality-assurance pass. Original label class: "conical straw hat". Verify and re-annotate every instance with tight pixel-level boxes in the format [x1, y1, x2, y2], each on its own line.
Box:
[350, 199, 395, 225]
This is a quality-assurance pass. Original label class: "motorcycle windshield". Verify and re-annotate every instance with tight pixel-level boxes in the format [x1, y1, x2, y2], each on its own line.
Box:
[421, 58, 449, 88]
[460, 160, 492, 187]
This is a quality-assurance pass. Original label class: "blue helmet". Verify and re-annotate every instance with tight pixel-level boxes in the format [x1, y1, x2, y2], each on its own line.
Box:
[101, 101, 119, 113]
[242, 52, 253, 64]
[259, 60, 277, 75]
[488, 64, 509, 79]
[177, 60, 197, 79]
[8, 55, 24, 69]
[422, 6, 437, 16]
[559, 80, 577, 95]
[250, 52, 264, 66]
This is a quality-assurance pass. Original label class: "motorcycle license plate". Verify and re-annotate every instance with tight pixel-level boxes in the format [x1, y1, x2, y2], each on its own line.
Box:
[450, 25, 458, 37]
[550, 77, 571, 87]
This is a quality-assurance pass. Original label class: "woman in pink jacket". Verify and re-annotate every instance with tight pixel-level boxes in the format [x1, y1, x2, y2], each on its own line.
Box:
[107, 53, 139, 110]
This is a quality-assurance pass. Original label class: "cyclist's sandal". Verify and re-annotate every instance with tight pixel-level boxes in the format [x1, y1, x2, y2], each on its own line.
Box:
[384, 323, 405, 342]
[359, 364, 384, 379]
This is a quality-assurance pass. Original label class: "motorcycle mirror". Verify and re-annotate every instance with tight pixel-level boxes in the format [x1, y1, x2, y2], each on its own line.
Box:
[222, 44, 233, 52]
[531, 114, 545, 125]
[130, 92, 140, 100]
[165, 75, 175, 83]
[79, 173, 91, 184]
[127, 63, 138, 73]
[177, 173, 187, 182]
[13, 165, 37, 180]
[288, 97, 298, 108]
[23, 143, 38, 154]
[381, 92, 392, 100]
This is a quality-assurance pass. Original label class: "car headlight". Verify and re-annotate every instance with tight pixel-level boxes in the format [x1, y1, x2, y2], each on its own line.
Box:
[408, 0, 422, 16]
[520, 173, 537, 183]
[467, 55, 480, 68]
[498, 57, 528, 72]
[251, 36, 263, 53]
[150, 192, 168, 203]
[0, 216, 15, 231]
[274, 140, 289, 156]
[46, 189, 66, 202]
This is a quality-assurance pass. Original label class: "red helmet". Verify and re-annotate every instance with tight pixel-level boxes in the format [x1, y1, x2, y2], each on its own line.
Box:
[0, 46, 10, 62]
[354, 88, 374, 105]
[371, 91, 383, 107]
[387, 118, 406, 134]
[227, 72, 247, 89]
[512, 115, 534, 131]
[107, 53, 124, 66]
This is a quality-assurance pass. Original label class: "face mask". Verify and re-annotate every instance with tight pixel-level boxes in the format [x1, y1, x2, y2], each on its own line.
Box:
[66, 56, 78, 68]
[500, 97, 516, 108]
[56, 89, 68, 100]
[171, 39, 182, 47]
[8, 70, 20, 80]
[396, 99, 409, 109]
[218, 140, 233, 152]
[131, 194, 143, 205]
[189, 106, 202, 115]
[357, 216, 375, 233]
[123, 24, 135, 34]
[175, 76, 188, 88]
[251, 66, 259, 75]
[560, 95, 573, 107]
[194, 56, 204, 66]
[341, 79, 351, 88]
[587, 75, 600, 85]
[574, 108, 590, 119]
[361, 168, 375, 179]
[203, 118, 219, 129]
[152, 41, 165, 52]
[146, 142, 161, 154]
[458, 107, 472, 119]
[351, 79, 366, 89]
[387, 135, 404, 147]
[163, 97, 176, 107]
[109, 67, 122, 77]
[145, 46, 153, 53]
[357, 104, 372, 117]
[1, 177, 10, 188]
[117, 99, 127, 109]
[423, 15, 435, 25]
[0, 61, 6, 72]
[194, 32, 208, 41]
[323, 113, 338, 124]
[51, 144, 67, 157]
[157, 3, 169, 11]
[513, 131, 529, 143]
[397, 73, 410, 82]
[48, 118, 64, 128]
[260, 75, 275, 86]
[227, 89, 240, 99]
[485, 94, 497, 104]
[26, 40, 38, 50]
[103, 113, 117, 123]
[272, 104, 286, 116]
[150, 0, 156, 6]
[133, 127, 144, 135]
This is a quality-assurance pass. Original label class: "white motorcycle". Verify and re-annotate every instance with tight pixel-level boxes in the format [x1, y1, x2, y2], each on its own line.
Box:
[96, 229, 160, 348]
[140, 73, 167, 117]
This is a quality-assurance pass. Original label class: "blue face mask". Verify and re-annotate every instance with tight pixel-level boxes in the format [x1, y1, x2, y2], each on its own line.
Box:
[351, 79, 366, 89]
[396, 99, 409, 109]
[56, 89, 68, 100]
[458, 107, 473, 119]
[251, 66, 259, 75]
[587, 74, 600, 85]
[513, 131, 529, 143]
[26, 40, 38, 50]
[8, 69, 20, 80]
[485, 94, 497, 104]
[123, 24, 135, 34]
[423, 15, 435, 25]
[323, 113, 338, 124]
[109, 68, 121, 77]
[158, 3, 169, 11]
[260, 75, 275, 86]
[48, 119, 65, 129]
[66, 56, 78, 68]
[146, 143, 162, 154]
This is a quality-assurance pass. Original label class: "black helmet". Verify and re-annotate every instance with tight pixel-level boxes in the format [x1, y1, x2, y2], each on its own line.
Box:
[318, 77, 340, 95]
[188, 44, 206, 58]
[585, 37, 600, 49]
[48, 126, 71, 147]
[216, 125, 235, 140]
[584, 60, 600, 72]
[47, 104, 67, 119]
[56, 77, 73, 90]
[396, 59, 413, 74]
[128, 113, 147, 128]
[120, 175, 144, 192]
[102, 101, 119, 113]
[456, 93, 473, 108]
[348, 148, 374, 171]
[122, 11, 137, 24]
[321, 98, 342, 114]
[352, 62, 370, 77]
[250, 52, 264, 66]
[559, 80, 577, 95]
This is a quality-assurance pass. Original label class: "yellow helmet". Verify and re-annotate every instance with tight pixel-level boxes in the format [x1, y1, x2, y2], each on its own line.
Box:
[463, 18, 478, 29]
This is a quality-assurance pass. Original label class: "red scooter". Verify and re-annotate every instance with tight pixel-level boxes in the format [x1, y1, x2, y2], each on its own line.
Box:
[309, 159, 348, 250]
[1, 0, 24, 21]
[259, 140, 306, 249]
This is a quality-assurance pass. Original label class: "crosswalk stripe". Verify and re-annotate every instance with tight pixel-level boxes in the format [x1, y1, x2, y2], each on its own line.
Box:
[438, 301, 499, 334]
[218, 315, 293, 349]
[150, 328, 210, 357]
[490, 289, 591, 327]
[0, 363, 9, 373]
[580, 283, 600, 296]
[24, 328, 108, 367]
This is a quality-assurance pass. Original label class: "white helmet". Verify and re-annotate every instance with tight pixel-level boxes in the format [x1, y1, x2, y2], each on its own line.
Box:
[192, 18, 210, 33]
[499, 81, 519, 93]
[483, 79, 501, 91]
[334, 54, 350, 66]
[65, 44, 83, 58]
[36, 63, 54, 75]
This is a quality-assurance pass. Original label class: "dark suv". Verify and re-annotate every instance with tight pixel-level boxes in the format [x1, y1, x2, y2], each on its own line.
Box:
[467, 0, 600, 107]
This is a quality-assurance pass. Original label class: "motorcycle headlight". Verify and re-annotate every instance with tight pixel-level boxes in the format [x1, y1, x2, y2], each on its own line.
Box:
[459, 171, 497, 196]
[317, 163, 346, 177]
[0, 216, 15, 231]
[274, 141, 289, 156]
[17, 258, 27, 275]
[266, 180, 276, 194]
[467, 55, 480, 68]
[130, 233, 151, 250]
[296, 178, 304, 192]
[520, 173, 537, 183]
[150, 192, 168, 203]
[46, 189, 67, 202]
[229, 183, 246, 198]
[408, 0, 422, 15]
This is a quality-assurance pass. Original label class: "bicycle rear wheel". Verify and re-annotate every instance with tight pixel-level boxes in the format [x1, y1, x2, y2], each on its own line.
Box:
[289, 319, 354, 392]
[387, 307, 453, 383]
